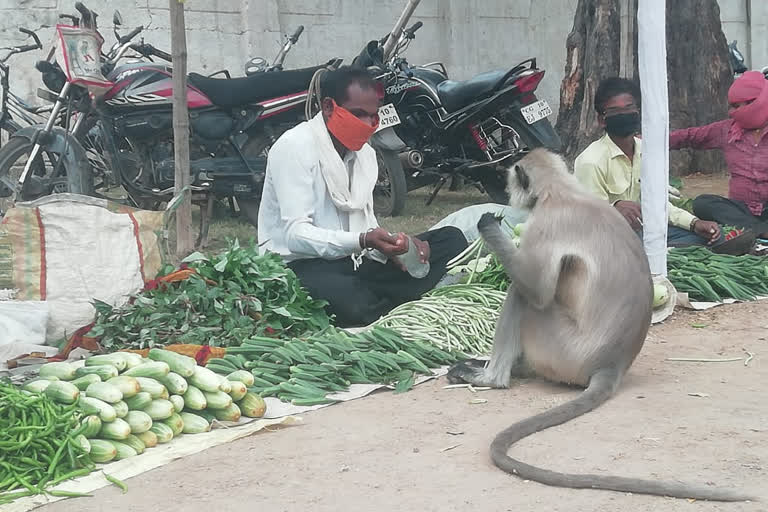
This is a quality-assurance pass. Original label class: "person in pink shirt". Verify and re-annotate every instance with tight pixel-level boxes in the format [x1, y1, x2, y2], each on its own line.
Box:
[670, 71, 768, 246]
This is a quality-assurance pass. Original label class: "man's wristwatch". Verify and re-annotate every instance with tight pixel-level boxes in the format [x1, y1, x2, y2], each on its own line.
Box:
[689, 217, 699, 231]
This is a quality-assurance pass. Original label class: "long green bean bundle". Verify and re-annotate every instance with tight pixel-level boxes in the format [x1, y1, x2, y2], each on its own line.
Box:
[374, 284, 506, 355]
[0, 381, 93, 505]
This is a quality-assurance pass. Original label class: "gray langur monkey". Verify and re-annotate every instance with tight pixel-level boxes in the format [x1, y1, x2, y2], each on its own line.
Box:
[447, 148, 757, 502]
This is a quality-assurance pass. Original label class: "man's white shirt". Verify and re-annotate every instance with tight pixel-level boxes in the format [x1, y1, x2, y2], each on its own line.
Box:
[257, 120, 380, 262]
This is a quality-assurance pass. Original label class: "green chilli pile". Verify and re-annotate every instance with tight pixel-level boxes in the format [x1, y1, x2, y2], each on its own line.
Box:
[19, 350, 266, 470]
[207, 326, 464, 404]
[668, 247, 768, 302]
[0, 381, 93, 505]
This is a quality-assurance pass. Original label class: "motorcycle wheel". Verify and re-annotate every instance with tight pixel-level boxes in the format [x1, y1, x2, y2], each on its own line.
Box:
[0, 136, 93, 216]
[374, 149, 407, 217]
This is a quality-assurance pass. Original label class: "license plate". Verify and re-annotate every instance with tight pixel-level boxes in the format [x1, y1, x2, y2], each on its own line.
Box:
[521, 99, 552, 124]
[375, 103, 401, 133]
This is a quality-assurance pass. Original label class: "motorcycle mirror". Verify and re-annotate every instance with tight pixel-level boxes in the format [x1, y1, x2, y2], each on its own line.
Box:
[113, 10, 123, 26]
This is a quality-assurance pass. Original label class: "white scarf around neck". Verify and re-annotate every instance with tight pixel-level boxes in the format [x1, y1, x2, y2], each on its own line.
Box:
[307, 112, 385, 264]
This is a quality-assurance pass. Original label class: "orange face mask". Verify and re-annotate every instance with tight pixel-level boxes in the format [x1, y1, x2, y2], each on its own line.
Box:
[326, 99, 379, 151]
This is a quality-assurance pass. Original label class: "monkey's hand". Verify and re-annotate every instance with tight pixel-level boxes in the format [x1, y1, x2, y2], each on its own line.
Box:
[478, 212, 502, 231]
[478, 212, 512, 256]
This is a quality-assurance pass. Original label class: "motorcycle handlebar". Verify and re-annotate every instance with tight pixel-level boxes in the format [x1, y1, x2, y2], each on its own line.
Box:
[404, 21, 423, 38]
[290, 25, 304, 43]
[19, 28, 42, 49]
[151, 46, 172, 62]
[120, 25, 144, 44]
[132, 43, 172, 62]
[74, 2, 97, 29]
[15, 44, 40, 53]
[74, 2, 90, 18]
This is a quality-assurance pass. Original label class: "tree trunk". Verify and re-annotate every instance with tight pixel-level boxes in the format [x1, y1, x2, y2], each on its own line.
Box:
[555, 0, 622, 164]
[170, 0, 194, 258]
[663, 0, 732, 176]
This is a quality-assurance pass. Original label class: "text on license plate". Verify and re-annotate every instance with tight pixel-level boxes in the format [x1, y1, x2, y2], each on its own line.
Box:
[375, 103, 401, 133]
[521, 99, 552, 124]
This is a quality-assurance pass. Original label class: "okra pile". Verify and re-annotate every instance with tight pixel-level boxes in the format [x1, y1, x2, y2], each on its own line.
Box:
[0, 381, 93, 505]
[207, 326, 465, 405]
[668, 247, 768, 302]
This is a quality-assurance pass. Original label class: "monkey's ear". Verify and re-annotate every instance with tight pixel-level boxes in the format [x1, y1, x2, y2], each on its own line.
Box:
[514, 164, 530, 190]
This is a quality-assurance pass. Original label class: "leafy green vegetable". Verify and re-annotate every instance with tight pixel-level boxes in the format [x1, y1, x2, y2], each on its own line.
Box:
[670, 196, 694, 213]
[90, 241, 330, 350]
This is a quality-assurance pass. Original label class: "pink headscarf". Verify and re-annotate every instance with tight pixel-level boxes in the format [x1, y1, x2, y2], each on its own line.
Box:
[728, 71, 768, 137]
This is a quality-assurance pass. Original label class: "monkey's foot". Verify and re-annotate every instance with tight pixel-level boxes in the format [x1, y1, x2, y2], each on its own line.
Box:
[447, 359, 508, 388]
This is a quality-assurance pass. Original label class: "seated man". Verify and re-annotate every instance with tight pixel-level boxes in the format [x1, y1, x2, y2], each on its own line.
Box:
[670, 71, 768, 244]
[257, 66, 468, 328]
[574, 77, 753, 255]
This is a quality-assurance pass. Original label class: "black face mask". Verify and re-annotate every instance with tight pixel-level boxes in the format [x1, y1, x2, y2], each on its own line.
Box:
[604, 112, 640, 137]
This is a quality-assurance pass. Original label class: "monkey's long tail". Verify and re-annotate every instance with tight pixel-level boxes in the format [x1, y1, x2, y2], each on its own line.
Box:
[490, 368, 758, 502]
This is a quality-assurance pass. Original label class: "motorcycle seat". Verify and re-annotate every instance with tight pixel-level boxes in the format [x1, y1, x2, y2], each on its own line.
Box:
[188, 65, 325, 109]
[437, 69, 508, 112]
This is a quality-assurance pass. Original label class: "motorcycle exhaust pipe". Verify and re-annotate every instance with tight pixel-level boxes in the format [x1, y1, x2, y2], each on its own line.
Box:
[399, 150, 424, 169]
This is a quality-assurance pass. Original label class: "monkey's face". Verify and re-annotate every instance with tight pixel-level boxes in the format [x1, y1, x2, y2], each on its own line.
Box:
[505, 148, 572, 209]
[505, 163, 537, 209]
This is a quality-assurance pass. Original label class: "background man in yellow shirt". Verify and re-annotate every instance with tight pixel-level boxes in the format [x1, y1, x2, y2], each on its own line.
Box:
[574, 77, 754, 255]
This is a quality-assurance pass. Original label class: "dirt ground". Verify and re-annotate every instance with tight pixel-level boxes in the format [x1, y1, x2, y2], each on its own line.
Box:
[38, 300, 765, 512]
[681, 173, 729, 198]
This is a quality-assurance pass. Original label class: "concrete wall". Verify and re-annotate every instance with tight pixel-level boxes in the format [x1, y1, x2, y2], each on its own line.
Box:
[0, 0, 577, 118]
[0, 0, 763, 121]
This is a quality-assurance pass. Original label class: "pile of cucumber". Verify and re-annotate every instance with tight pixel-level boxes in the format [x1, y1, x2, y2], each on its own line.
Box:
[25, 349, 266, 464]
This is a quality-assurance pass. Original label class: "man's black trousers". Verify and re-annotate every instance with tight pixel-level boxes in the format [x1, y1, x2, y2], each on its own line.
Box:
[288, 226, 468, 327]
[693, 194, 768, 236]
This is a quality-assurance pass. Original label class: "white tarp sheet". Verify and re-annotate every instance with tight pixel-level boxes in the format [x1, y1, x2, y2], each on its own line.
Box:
[3, 363, 446, 512]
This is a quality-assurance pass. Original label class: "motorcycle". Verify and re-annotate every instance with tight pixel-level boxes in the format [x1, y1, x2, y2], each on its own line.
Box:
[351, 19, 562, 216]
[356, 21, 561, 214]
[0, 2, 340, 241]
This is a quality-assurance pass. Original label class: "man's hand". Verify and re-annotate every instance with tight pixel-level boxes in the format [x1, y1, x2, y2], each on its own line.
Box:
[363, 228, 409, 257]
[411, 237, 430, 263]
[614, 200, 643, 230]
[692, 219, 720, 244]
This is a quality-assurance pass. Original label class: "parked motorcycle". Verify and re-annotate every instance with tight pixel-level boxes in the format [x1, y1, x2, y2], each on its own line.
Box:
[0, 2, 339, 240]
[351, 20, 562, 217]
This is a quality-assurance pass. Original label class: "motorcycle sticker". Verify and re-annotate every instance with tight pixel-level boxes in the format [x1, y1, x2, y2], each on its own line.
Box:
[385, 80, 419, 95]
